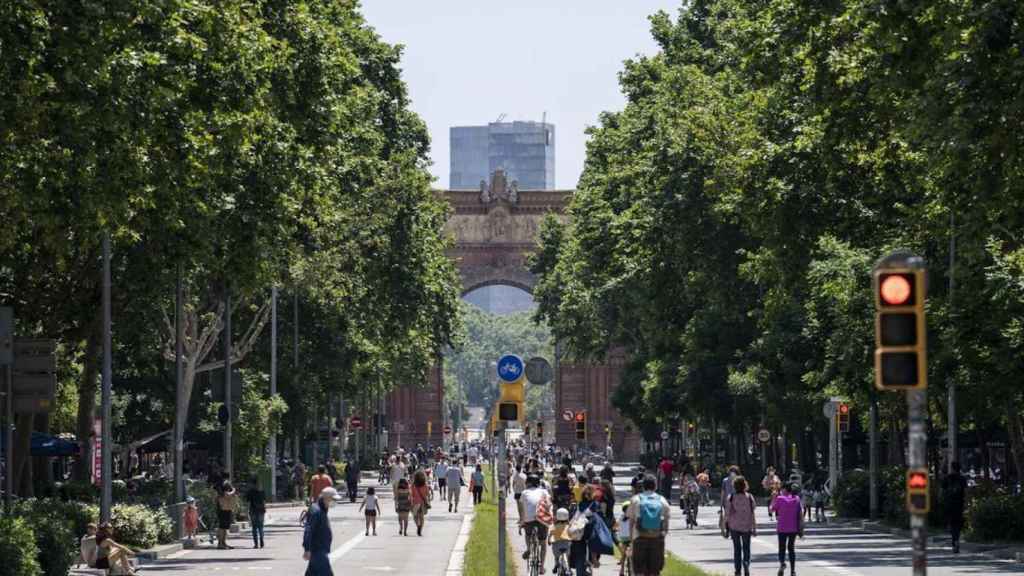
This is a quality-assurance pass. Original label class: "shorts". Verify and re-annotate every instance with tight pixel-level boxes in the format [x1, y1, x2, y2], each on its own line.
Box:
[552, 540, 571, 557]
[632, 536, 665, 574]
[438, 479, 447, 488]
[514, 493, 522, 501]
[95, 557, 110, 570]
[524, 521, 549, 542]
[218, 509, 233, 530]
[365, 510, 377, 517]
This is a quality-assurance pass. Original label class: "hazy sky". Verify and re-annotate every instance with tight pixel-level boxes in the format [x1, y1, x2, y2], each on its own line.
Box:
[360, 0, 680, 190]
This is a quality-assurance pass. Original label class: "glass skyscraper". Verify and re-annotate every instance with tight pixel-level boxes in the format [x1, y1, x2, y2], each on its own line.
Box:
[450, 121, 555, 190]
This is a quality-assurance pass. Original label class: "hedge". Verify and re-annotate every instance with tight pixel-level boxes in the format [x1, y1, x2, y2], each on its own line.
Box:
[12, 500, 81, 576]
[966, 494, 1024, 542]
[0, 516, 42, 576]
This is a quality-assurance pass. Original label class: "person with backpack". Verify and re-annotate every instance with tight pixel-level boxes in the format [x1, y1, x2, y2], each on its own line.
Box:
[628, 474, 671, 576]
[770, 483, 804, 576]
[944, 461, 968, 554]
[725, 476, 757, 576]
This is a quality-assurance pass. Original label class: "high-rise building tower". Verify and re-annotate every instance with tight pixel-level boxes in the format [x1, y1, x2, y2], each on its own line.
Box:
[450, 121, 555, 190]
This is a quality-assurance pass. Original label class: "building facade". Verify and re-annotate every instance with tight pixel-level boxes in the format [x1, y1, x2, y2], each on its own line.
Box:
[450, 121, 555, 190]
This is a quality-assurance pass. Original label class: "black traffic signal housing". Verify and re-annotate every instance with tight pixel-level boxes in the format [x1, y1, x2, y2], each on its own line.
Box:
[536, 422, 544, 438]
[837, 403, 851, 433]
[575, 412, 587, 440]
[687, 422, 696, 435]
[874, 269, 927, 390]
[498, 402, 519, 421]
[906, 469, 930, 514]
[217, 404, 230, 427]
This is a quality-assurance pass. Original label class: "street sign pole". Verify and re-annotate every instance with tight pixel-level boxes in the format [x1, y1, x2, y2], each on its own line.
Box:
[174, 265, 185, 505]
[101, 234, 113, 523]
[908, 389, 928, 575]
[870, 395, 879, 519]
[829, 408, 837, 498]
[269, 286, 277, 500]
[1, 306, 12, 514]
[224, 289, 233, 480]
[4, 361, 11, 514]
[497, 423, 507, 576]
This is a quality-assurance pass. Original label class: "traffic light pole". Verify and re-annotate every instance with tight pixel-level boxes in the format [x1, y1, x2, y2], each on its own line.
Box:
[908, 389, 928, 575]
[497, 424, 507, 576]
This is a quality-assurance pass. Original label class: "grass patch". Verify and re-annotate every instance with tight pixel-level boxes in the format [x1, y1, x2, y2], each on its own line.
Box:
[665, 552, 721, 575]
[463, 465, 518, 576]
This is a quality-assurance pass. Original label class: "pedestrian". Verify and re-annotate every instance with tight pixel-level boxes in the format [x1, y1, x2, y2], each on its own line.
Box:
[944, 461, 968, 554]
[770, 483, 804, 576]
[445, 462, 464, 512]
[293, 461, 307, 501]
[725, 476, 756, 576]
[183, 497, 204, 542]
[344, 459, 360, 503]
[309, 465, 334, 501]
[553, 466, 574, 510]
[801, 483, 813, 522]
[571, 484, 600, 575]
[95, 522, 138, 575]
[411, 470, 432, 536]
[358, 486, 380, 536]
[513, 465, 528, 523]
[246, 477, 267, 549]
[763, 466, 780, 520]
[721, 465, 740, 507]
[600, 461, 616, 483]
[470, 464, 486, 505]
[434, 458, 449, 501]
[549, 507, 573, 572]
[657, 457, 675, 500]
[631, 467, 646, 496]
[303, 486, 338, 576]
[616, 503, 632, 576]
[394, 478, 412, 536]
[216, 481, 238, 550]
[78, 523, 98, 569]
[697, 468, 712, 506]
[628, 475, 670, 576]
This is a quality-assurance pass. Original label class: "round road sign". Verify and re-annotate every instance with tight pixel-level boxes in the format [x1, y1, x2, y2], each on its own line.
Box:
[497, 354, 525, 383]
[660, 431, 669, 441]
[526, 357, 553, 385]
[350, 416, 363, 430]
[758, 429, 771, 443]
[562, 409, 575, 422]
[443, 425, 452, 435]
[822, 402, 837, 419]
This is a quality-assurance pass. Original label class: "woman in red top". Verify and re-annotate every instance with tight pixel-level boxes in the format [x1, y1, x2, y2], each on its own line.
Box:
[411, 470, 432, 536]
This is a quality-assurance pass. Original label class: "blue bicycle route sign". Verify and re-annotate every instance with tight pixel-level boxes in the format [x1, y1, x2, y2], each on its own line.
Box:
[496, 354, 524, 383]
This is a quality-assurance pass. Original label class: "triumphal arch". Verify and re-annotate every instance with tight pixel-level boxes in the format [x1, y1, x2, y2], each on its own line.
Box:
[386, 170, 641, 458]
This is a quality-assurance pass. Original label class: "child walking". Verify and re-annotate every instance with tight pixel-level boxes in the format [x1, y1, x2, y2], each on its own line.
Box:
[395, 479, 412, 536]
[183, 496, 205, 542]
[359, 486, 380, 536]
[617, 503, 633, 576]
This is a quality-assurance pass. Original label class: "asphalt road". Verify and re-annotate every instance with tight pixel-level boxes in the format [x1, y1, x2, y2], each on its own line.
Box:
[139, 472, 474, 575]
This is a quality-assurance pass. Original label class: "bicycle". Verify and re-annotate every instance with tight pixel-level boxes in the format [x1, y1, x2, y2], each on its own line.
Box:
[552, 545, 571, 576]
[523, 523, 546, 576]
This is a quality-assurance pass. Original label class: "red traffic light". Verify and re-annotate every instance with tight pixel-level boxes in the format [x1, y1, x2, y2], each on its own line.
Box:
[908, 471, 928, 490]
[575, 412, 586, 422]
[879, 273, 914, 306]
[839, 404, 849, 415]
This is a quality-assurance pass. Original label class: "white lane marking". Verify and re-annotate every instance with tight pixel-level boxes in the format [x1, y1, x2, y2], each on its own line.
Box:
[446, 512, 475, 575]
[164, 549, 192, 559]
[751, 536, 863, 576]
[329, 531, 367, 564]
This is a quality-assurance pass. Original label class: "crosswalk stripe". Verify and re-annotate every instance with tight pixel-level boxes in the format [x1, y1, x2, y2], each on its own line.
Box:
[329, 531, 367, 564]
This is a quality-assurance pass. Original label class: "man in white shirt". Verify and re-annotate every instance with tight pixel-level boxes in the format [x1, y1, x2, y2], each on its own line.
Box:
[629, 475, 671, 576]
[445, 464, 464, 513]
[434, 459, 449, 500]
[512, 466, 528, 522]
[519, 475, 552, 573]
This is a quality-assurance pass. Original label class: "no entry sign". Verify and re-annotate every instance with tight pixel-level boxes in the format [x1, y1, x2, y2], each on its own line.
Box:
[350, 416, 363, 430]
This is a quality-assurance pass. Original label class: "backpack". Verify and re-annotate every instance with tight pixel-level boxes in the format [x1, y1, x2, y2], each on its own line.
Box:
[567, 509, 589, 541]
[636, 493, 664, 533]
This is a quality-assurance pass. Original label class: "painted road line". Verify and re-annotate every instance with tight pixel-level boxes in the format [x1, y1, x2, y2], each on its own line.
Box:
[164, 549, 192, 560]
[446, 512, 475, 575]
[329, 530, 368, 564]
[752, 536, 863, 576]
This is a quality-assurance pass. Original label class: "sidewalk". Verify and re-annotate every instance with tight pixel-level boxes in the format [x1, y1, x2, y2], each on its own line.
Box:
[829, 515, 1024, 563]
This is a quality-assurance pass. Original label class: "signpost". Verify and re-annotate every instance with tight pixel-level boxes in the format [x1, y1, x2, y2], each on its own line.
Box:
[758, 429, 771, 444]
[443, 424, 452, 435]
[525, 357, 553, 386]
[350, 416, 363, 431]
[1, 307, 12, 513]
[562, 409, 575, 422]
[12, 339, 56, 413]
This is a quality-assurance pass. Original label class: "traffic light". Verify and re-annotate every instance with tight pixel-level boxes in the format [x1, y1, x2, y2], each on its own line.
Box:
[837, 403, 851, 433]
[906, 469, 930, 514]
[217, 404, 230, 426]
[874, 269, 927, 390]
[536, 422, 544, 438]
[575, 411, 587, 440]
[687, 422, 696, 434]
[497, 355, 525, 422]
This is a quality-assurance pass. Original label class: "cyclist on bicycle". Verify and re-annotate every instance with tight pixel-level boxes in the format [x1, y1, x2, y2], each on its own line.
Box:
[681, 472, 700, 528]
[520, 474, 552, 573]
[549, 508, 572, 575]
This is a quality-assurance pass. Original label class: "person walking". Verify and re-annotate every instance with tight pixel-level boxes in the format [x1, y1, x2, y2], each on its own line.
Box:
[216, 481, 238, 550]
[763, 467, 781, 520]
[571, 484, 600, 575]
[697, 468, 712, 506]
[358, 487, 380, 536]
[657, 457, 675, 501]
[445, 462, 464, 512]
[309, 465, 334, 502]
[411, 470, 432, 536]
[394, 478, 412, 536]
[720, 465, 740, 507]
[344, 459, 360, 503]
[770, 483, 804, 576]
[434, 458, 449, 501]
[246, 477, 267, 549]
[303, 486, 338, 576]
[944, 461, 968, 554]
[725, 476, 757, 576]
[293, 461, 308, 501]
[470, 464, 486, 506]
[628, 475, 670, 576]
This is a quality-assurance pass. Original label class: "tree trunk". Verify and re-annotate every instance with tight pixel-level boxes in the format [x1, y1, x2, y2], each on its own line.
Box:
[73, 323, 101, 482]
[1006, 405, 1024, 483]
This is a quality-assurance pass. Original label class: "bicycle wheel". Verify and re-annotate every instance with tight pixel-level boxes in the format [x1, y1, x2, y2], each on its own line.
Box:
[528, 537, 540, 576]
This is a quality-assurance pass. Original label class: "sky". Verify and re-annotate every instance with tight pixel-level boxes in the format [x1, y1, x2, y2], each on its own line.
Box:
[360, 0, 681, 190]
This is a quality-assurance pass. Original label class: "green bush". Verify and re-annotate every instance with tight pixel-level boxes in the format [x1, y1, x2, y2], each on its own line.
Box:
[110, 503, 171, 549]
[966, 494, 1024, 543]
[56, 481, 98, 504]
[0, 516, 42, 576]
[833, 469, 871, 518]
[11, 500, 79, 576]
